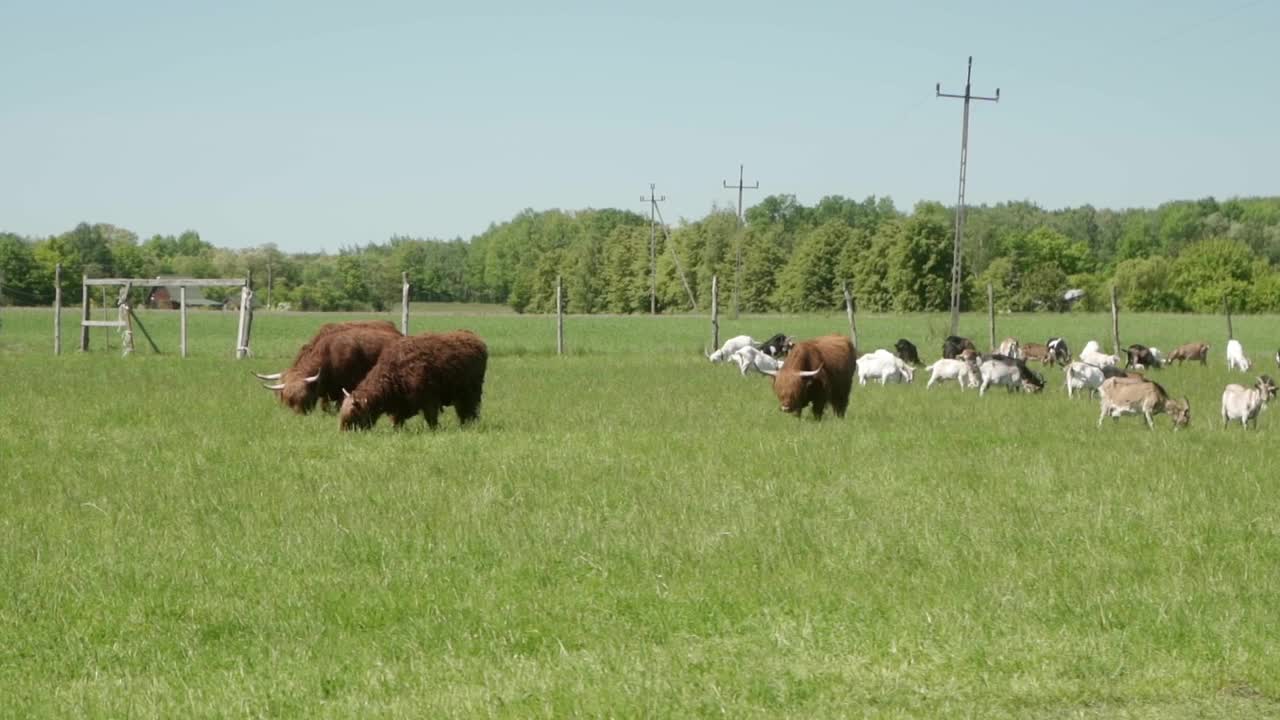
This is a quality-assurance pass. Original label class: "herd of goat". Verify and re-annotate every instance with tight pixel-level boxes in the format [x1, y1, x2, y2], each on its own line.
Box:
[708, 332, 1279, 430]
[249, 319, 1277, 432]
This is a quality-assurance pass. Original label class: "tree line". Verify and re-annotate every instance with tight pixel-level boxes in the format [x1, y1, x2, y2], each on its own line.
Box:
[3, 194, 1280, 314]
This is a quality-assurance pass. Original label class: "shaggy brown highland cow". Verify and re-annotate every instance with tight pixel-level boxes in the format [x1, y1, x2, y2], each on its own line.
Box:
[339, 330, 488, 431]
[764, 334, 856, 420]
[256, 321, 401, 414]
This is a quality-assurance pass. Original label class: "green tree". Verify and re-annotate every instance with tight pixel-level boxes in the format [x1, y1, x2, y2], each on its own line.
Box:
[1170, 238, 1255, 312]
[773, 220, 850, 312]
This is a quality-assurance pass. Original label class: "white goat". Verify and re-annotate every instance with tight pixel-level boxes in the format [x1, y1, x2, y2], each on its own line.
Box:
[730, 345, 783, 377]
[1079, 340, 1121, 369]
[925, 358, 978, 390]
[1221, 376, 1277, 429]
[1065, 361, 1106, 399]
[857, 351, 913, 385]
[708, 335, 755, 363]
[1226, 339, 1251, 371]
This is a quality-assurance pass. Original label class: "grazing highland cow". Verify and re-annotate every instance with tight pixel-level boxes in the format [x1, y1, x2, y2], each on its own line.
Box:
[761, 334, 855, 420]
[339, 330, 488, 431]
[256, 321, 401, 414]
[1166, 342, 1210, 366]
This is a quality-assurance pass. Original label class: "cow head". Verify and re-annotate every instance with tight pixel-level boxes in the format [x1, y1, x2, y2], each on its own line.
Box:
[338, 388, 375, 431]
[262, 371, 322, 414]
[770, 366, 822, 414]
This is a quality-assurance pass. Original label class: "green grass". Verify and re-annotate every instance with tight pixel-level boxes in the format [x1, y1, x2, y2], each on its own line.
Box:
[2, 308, 1279, 717]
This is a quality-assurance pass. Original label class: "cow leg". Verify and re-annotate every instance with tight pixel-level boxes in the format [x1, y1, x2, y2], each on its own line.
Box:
[422, 402, 441, 430]
[1143, 410, 1155, 430]
[454, 390, 482, 425]
[810, 399, 826, 420]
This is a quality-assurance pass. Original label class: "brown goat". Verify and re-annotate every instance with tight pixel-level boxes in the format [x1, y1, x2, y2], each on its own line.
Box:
[257, 321, 401, 414]
[763, 334, 855, 420]
[1098, 377, 1190, 430]
[1166, 342, 1210, 366]
[1021, 342, 1051, 365]
[340, 330, 488, 431]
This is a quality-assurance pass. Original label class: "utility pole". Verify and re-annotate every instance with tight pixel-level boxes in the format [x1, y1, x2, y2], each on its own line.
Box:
[640, 183, 666, 315]
[936, 56, 999, 336]
[266, 259, 273, 310]
[722, 164, 758, 319]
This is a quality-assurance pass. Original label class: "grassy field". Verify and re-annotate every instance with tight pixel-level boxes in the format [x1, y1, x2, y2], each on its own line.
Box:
[2, 307, 1280, 718]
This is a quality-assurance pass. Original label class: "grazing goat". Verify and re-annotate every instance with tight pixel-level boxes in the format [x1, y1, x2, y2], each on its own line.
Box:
[925, 357, 979, 390]
[755, 333, 793, 359]
[1226, 339, 1251, 371]
[1125, 343, 1161, 370]
[1065, 361, 1106, 399]
[857, 350, 914, 385]
[731, 345, 783, 377]
[1097, 377, 1190, 430]
[1047, 337, 1070, 366]
[708, 335, 755, 363]
[942, 336, 977, 360]
[978, 354, 1044, 396]
[1166, 342, 1210, 366]
[1220, 376, 1277, 429]
[1079, 340, 1121, 369]
[997, 337, 1021, 360]
[1022, 342, 1051, 365]
[895, 338, 922, 366]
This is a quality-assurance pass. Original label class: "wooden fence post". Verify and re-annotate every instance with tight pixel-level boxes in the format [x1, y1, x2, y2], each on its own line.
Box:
[555, 275, 564, 356]
[843, 281, 857, 350]
[1110, 285, 1121, 355]
[401, 272, 410, 335]
[987, 283, 996, 351]
[235, 283, 253, 359]
[79, 276, 90, 351]
[710, 274, 719, 353]
[53, 264, 62, 355]
[1224, 297, 1234, 340]
[180, 286, 188, 358]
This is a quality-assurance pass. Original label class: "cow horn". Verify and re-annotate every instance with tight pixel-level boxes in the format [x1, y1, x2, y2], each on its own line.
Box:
[760, 367, 779, 377]
[342, 388, 352, 398]
[303, 372, 321, 384]
[797, 366, 823, 377]
[262, 382, 286, 391]
[253, 371, 283, 381]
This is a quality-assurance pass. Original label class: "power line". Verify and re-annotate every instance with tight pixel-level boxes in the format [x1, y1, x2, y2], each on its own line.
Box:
[722, 164, 759, 319]
[640, 183, 666, 315]
[936, 55, 1000, 337]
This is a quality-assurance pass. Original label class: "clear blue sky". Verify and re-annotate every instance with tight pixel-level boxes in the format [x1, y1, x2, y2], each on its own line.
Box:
[2, 0, 1275, 252]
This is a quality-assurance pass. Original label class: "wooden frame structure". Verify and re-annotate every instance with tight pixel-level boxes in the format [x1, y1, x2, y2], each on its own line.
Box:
[68, 276, 253, 358]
